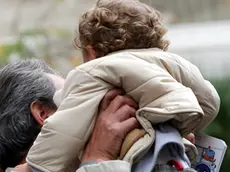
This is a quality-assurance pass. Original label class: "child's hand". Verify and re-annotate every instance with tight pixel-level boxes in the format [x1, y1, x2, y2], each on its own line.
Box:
[11, 163, 31, 172]
[185, 133, 195, 144]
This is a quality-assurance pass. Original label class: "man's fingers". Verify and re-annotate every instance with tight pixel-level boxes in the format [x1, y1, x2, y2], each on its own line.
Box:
[99, 89, 124, 112]
[107, 95, 138, 113]
[113, 105, 136, 122]
[120, 117, 140, 136]
[11, 164, 31, 172]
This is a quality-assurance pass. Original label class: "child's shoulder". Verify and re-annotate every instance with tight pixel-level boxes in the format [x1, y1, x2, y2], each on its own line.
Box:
[76, 48, 189, 73]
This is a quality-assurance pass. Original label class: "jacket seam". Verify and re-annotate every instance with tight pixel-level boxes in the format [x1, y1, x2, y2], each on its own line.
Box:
[139, 107, 203, 114]
[80, 55, 155, 92]
[168, 52, 193, 87]
[75, 68, 113, 88]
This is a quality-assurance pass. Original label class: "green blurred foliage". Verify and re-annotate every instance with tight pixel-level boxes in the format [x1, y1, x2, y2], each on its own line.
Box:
[0, 40, 29, 65]
[205, 79, 230, 172]
[0, 28, 72, 68]
[0, 29, 46, 66]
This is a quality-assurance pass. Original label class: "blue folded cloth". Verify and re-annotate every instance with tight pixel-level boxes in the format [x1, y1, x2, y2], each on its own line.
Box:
[132, 123, 190, 172]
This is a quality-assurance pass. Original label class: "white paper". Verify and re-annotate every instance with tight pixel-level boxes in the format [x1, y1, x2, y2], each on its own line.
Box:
[191, 133, 227, 172]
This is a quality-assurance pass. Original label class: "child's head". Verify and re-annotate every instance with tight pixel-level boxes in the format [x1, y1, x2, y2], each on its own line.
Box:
[75, 0, 169, 62]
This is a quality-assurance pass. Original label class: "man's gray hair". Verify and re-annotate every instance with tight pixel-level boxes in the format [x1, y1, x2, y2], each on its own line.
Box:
[0, 59, 57, 170]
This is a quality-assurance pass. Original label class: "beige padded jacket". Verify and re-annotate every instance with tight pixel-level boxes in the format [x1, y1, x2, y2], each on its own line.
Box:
[27, 48, 220, 172]
[76, 161, 131, 172]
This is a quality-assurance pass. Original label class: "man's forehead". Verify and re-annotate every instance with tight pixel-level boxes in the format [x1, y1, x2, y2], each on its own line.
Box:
[46, 74, 65, 91]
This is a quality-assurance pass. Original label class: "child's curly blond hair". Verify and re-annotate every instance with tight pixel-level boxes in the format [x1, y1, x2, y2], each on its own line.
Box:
[75, 0, 169, 57]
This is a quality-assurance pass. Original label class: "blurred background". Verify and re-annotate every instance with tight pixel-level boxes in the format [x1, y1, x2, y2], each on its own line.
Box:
[0, 0, 230, 171]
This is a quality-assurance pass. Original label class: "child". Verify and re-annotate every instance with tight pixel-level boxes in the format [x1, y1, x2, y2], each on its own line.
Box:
[27, 0, 220, 171]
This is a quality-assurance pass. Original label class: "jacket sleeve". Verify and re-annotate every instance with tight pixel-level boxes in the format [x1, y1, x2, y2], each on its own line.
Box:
[77, 161, 131, 172]
[88, 54, 204, 135]
[28, 161, 131, 172]
[159, 52, 220, 131]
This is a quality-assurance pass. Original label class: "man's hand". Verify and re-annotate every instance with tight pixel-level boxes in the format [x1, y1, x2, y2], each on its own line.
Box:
[82, 89, 140, 163]
[11, 163, 31, 172]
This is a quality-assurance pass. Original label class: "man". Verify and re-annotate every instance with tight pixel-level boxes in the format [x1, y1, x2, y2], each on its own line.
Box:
[0, 59, 57, 170]
[0, 59, 140, 172]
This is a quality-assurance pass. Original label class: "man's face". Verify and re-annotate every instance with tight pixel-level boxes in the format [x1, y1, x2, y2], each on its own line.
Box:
[45, 74, 65, 117]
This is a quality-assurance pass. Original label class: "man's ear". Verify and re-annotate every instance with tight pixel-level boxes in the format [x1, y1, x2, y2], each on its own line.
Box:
[30, 101, 54, 126]
[86, 45, 97, 61]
